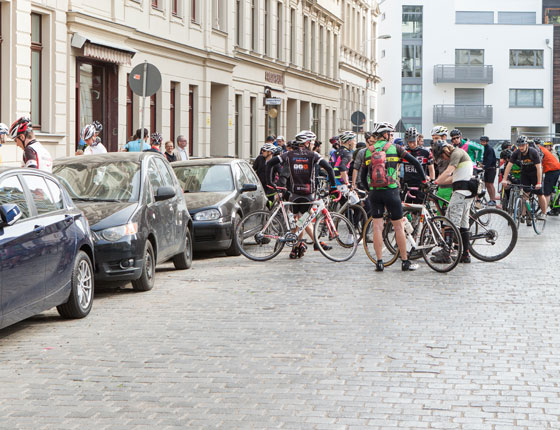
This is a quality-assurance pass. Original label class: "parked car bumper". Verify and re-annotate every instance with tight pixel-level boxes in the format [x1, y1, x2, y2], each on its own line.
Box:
[91, 234, 144, 281]
[192, 218, 233, 251]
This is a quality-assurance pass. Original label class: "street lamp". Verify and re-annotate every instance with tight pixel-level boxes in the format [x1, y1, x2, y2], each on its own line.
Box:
[376, 34, 391, 40]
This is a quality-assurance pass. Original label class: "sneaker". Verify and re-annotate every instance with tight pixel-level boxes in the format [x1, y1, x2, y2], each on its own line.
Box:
[297, 242, 308, 258]
[314, 241, 332, 251]
[537, 213, 547, 221]
[375, 260, 384, 272]
[289, 246, 299, 259]
[526, 217, 532, 227]
[548, 210, 559, 217]
[402, 260, 419, 271]
[460, 254, 471, 264]
[487, 200, 497, 207]
[430, 252, 452, 264]
[431, 249, 446, 259]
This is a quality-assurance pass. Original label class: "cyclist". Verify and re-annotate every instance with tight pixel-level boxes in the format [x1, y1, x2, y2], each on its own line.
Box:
[92, 120, 103, 143]
[480, 136, 498, 206]
[359, 122, 427, 272]
[253, 142, 276, 189]
[402, 127, 435, 203]
[449, 129, 484, 164]
[535, 140, 560, 213]
[9, 117, 53, 172]
[329, 135, 340, 166]
[266, 130, 338, 259]
[333, 131, 356, 188]
[502, 135, 547, 224]
[431, 142, 474, 264]
[0, 123, 8, 164]
[83, 124, 107, 154]
[431, 126, 453, 206]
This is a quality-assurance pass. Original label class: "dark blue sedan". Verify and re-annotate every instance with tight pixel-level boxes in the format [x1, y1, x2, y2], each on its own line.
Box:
[0, 167, 95, 330]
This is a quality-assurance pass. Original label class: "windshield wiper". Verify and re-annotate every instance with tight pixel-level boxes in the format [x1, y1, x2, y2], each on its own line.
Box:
[73, 197, 122, 202]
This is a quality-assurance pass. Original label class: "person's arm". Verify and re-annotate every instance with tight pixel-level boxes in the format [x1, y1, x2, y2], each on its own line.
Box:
[536, 163, 543, 189]
[435, 164, 456, 186]
[501, 162, 513, 184]
[428, 164, 435, 180]
[318, 158, 336, 189]
[402, 151, 427, 182]
[360, 161, 368, 190]
[266, 156, 282, 188]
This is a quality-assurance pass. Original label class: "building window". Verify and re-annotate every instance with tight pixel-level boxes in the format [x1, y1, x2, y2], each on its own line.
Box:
[170, 82, 177, 144]
[402, 44, 422, 78]
[191, 0, 198, 23]
[251, 0, 258, 51]
[290, 8, 296, 64]
[456, 11, 494, 25]
[152, 0, 159, 9]
[250, 96, 256, 157]
[319, 26, 324, 75]
[509, 89, 543, 108]
[311, 103, 320, 138]
[127, 74, 133, 141]
[235, 0, 242, 46]
[333, 33, 338, 79]
[455, 49, 484, 66]
[402, 84, 422, 119]
[326, 29, 331, 77]
[188, 85, 196, 156]
[150, 93, 157, 134]
[212, 0, 226, 32]
[545, 8, 560, 24]
[264, 0, 270, 55]
[31, 13, 42, 130]
[311, 21, 316, 72]
[235, 94, 242, 157]
[510, 50, 543, 68]
[402, 5, 423, 39]
[276, 1, 282, 60]
[172, 0, 178, 16]
[303, 16, 308, 69]
[498, 11, 536, 25]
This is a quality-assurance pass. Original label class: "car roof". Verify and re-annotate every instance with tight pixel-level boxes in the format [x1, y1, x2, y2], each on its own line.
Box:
[171, 157, 243, 167]
[54, 152, 156, 165]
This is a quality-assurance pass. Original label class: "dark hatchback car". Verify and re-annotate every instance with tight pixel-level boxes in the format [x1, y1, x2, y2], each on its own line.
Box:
[0, 167, 95, 330]
[171, 158, 267, 255]
[53, 153, 192, 291]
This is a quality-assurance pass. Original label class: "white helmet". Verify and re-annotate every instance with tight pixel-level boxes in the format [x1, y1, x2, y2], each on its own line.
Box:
[81, 124, 96, 141]
[372, 122, 395, 136]
[261, 143, 276, 153]
[339, 131, 357, 144]
[431, 126, 448, 137]
[294, 130, 316, 146]
[0, 123, 8, 136]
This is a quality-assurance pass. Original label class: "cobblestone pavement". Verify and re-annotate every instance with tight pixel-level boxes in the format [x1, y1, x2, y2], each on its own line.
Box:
[1, 218, 560, 430]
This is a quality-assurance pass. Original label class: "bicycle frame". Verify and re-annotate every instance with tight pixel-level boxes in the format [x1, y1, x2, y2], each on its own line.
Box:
[401, 201, 448, 251]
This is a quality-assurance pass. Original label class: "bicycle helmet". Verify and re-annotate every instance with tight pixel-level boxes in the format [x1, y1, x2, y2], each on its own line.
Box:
[517, 135, 528, 145]
[81, 124, 96, 141]
[533, 137, 542, 145]
[500, 148, 513, 161]
[432, 141, 452, 159]
[272, 146, 283, 156]
[92, 120, 103, 133]
[151, 132, 162, 145]
[356, 141, 367, 150]
[501, 140, 511, 150]
[430, 126, 448, 137]
[329, 135, 339, 145]
[450, 128, 462, 138]
[9, 117, 32, 139]
[294, 130, 316, 146]
[404, 127, 418, 142]
[394, 138, 403, 146]
[0, 123, 8, 136]
[339, 131, 356, 144]
[375, 122, 395, 135]
[364, 131, 374, 141]
[261, 143, 276, 153]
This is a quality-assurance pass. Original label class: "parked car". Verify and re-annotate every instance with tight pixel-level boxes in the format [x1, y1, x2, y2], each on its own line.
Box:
[53, 152, 192, 292]
[0, 167, 95, 330]
[172, 158, 267, 255]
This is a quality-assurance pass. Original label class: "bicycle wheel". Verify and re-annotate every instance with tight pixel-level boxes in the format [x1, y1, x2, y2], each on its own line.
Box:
[362, 216, 399, 267]
[513, 196, 523, 229]
[532, 200, 547, 235]
[468, 208, 518, 262]
[420, 216, 461, 273]
[235, 210, 286, 261]
[313, 212, 358, 262]
[339, 204, 368, 244]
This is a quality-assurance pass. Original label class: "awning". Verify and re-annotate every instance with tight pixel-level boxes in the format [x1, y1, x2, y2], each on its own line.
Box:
[71, 33, 136, 65]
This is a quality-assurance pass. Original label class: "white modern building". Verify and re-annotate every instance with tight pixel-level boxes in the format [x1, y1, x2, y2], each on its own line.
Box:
[377, 0, 554, 142]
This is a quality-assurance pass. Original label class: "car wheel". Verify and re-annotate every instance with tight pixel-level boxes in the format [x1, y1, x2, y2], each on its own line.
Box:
[225, 214, 241, 256]
[57, 250, 94, 319]
[172, 226, 193, 270]
[132, 240, 155, 292]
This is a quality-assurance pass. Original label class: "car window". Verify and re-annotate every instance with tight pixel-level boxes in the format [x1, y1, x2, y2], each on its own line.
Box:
[45, 179, 65, 210]
[154, 157, 175, 188]
[147, 159, 165, 194]
[22, 175, 59, 215]
[0, 175, 30, 219]
[233, 164, 248, 190]
[173, 165, 234, 192]
[239, 162, 260, 185]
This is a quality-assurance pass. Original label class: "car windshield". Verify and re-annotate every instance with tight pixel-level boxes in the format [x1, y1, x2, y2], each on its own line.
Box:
[53, 161, 141, 202]
[173, 165, 234, 192]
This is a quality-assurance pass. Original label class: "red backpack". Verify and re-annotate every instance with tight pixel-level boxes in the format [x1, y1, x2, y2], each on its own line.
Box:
[370, 142, 393, 188]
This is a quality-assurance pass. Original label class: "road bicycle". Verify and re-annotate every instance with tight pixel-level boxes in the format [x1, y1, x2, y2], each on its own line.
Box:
[511, 184, 547, 235]
[362, 184, 462, 273]
[327, 185, 369, 243]
[235, 187, 358, 262]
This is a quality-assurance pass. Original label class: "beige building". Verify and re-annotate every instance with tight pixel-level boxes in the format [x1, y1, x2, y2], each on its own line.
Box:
[0, 0, 379, 165]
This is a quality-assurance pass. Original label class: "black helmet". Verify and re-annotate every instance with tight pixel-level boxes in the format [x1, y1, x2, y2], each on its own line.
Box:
[450, 129, 462, 138]
[92, 120, 103, 133]
[501, 140, 511, 150]
[432, 141, 451, 159]
[356, 141, 366, 150]
[534, 137, 542, 145]
[500, 148, 513, 160]
[404, 127, 418, 142]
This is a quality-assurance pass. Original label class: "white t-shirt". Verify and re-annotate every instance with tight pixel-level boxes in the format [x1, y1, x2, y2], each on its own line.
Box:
[177, 147, 189, 161]
[449, 147, 473, 196]
[84, 142, 108, 155]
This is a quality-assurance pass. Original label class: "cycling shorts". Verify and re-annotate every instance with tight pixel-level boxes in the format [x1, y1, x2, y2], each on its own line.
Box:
[368, 188, 403, 221]
[543, 170, 560, 196]
[290, 194, 314, 214]
[484, 168, 496, 184]
[521, 173, 543, 195]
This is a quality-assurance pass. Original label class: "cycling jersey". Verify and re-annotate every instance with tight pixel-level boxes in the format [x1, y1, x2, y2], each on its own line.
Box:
[510, 148, 541, 175]
[457, 139, 484, 164]
[333, 147, 352, 185]
[403, 146, 433, 185]
[84, 142, 107, 155]
[538, 145, 560, 173]
[23, 140, 53, 173]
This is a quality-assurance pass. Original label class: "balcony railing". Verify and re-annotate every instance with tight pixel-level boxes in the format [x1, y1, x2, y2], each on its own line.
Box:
[433, 105, 493, 124]
[434, 65, 493, 84]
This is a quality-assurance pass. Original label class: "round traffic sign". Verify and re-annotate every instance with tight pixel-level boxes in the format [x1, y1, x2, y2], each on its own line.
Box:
[351, 111, 366, 126]
[128, 63, 162, 97]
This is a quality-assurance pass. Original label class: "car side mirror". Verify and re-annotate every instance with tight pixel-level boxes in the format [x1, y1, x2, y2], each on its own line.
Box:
[0, 204, 23, 227]
[240, 184, 258, 193]
[155, 186, 176, 202]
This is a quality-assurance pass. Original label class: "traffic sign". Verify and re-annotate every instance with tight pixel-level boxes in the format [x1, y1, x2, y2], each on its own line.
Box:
[265, 97, 282, 106]
[128, 63, 162, 97]
[351, 111, 366, 126]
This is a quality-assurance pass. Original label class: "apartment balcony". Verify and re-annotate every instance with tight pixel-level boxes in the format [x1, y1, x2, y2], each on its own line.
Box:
[433, 65, 493, 84]
[433, 105, 493, 124]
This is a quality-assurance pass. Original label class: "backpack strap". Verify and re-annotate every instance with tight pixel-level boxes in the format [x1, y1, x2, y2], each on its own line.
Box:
[381, 142, 392, 152]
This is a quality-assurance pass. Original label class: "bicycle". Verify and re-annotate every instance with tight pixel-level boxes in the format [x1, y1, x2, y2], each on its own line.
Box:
[235, 187, 358, 262]
[362, 184, 462, 273]
[511, 184, 547, 235]
[327, 185, 369, 243]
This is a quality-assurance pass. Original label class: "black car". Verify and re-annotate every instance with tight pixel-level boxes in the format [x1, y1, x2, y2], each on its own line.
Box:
[0, 167, 95, 329]
[172, 158, 267, 255]
[54, 153, 192, 291]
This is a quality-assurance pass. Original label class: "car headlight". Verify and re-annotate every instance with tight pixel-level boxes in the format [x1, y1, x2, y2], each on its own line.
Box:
[194, 209, 221, 221]
[99, 222, 138, 242]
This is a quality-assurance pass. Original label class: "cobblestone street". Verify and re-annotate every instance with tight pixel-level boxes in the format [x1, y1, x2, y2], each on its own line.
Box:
[1, 219, 560, 429]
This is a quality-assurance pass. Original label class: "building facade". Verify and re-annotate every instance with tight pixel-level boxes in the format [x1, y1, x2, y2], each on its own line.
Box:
[0, 0, 380, 165]
[377, 0, 554, 142]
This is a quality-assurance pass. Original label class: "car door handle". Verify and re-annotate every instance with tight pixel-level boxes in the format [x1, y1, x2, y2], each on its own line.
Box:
[33, 225, 45, 235]
[64, 215, 74, 224]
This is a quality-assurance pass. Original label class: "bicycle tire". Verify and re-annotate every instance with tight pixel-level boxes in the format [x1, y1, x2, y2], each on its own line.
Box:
[532, 200, 546, 235]
[420, 215, 462, 273]
[235, 210, 286, 261]
[513, 197, 523, 229]
[313, 212, 358, 262]
[362, 216, 399, 267]
[339, 203, 368, 244]
[468, 208, 518, 262]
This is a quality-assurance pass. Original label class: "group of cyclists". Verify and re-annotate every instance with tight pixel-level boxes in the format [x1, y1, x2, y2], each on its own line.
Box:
[251, 121, 560, 271]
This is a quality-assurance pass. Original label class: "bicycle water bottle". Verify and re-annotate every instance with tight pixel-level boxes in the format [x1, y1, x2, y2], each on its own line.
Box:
[288, 212, 295, 227]
[403, 218, 413, 234]
[297, 209, 313, 228]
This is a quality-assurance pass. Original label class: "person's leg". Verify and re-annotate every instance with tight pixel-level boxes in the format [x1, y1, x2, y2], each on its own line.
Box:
[391, 218, 408, 261]
[373, 218, 385, 260]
